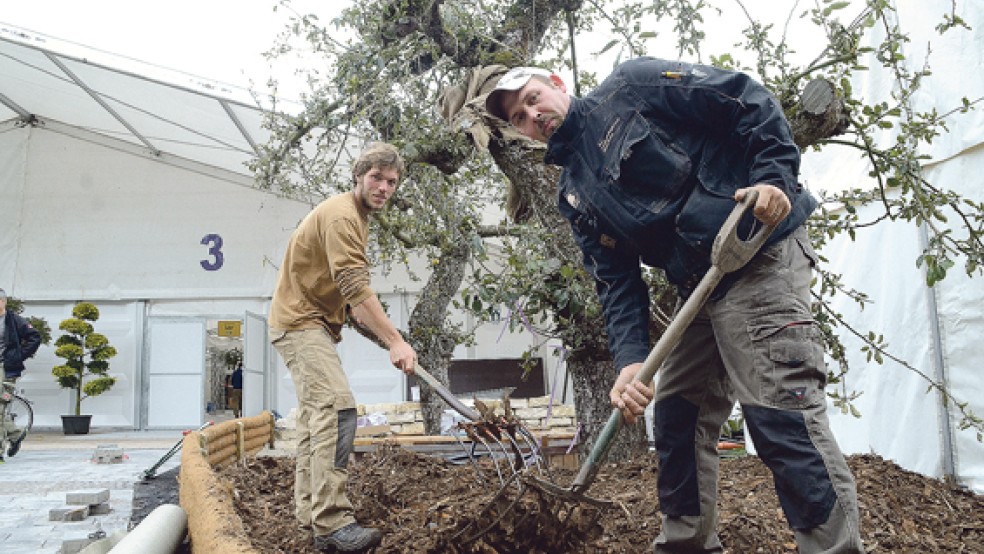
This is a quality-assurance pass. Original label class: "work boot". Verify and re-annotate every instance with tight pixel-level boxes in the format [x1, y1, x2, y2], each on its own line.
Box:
[314, 522, 382, 553]
[7, 432, 25, 457]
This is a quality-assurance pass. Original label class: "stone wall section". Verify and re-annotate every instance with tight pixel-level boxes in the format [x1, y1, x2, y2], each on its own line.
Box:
[278, 396, 578, 436]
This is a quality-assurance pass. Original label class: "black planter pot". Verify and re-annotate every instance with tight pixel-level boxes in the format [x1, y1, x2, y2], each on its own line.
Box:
[61, 414, 93, 435]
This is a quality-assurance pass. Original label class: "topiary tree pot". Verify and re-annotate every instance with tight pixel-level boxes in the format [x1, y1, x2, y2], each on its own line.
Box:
[61, 414, 92, 435]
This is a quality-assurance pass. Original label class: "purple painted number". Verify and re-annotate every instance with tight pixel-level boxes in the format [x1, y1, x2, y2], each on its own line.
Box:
[200, 233, 224, 271]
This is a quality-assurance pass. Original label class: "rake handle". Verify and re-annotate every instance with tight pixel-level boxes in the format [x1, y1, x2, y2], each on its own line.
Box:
[413, 362, 482, 422]
[571, 190, 773, 493]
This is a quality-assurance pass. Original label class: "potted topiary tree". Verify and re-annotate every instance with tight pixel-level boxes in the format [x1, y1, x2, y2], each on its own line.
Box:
[52, 302, 117, 434]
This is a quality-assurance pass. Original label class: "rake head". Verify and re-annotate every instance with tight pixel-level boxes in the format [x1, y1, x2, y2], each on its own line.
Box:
[448, 411, 551, 487]
[439, 402, 616, 552]
[444, 468, 614, 552]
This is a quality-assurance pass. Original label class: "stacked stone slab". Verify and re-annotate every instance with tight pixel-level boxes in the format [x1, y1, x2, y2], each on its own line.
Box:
[90, 443, 125, 464]
[275, 395, 578, 440]
[49, 488, 113, 554]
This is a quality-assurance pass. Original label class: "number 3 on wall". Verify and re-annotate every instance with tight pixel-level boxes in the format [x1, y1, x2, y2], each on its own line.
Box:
[200, 233, 224, 271]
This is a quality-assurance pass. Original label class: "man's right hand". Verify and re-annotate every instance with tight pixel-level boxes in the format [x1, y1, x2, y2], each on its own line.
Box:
[736, 183, 789, 226]
[609, 363, 654, 425]
[390, 340, 417, 377]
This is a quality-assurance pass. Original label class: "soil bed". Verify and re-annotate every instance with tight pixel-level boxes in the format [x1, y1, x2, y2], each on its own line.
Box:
[206, 446, 984, 553]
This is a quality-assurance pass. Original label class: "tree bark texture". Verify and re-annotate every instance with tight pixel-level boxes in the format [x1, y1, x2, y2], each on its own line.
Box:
[568, 357, 650, 462]
[489, 139, 647, 462]
[789, 78, 850, 149]
[408, 240, 471, 435]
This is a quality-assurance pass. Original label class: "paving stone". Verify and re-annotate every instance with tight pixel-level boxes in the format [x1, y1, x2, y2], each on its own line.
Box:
[0, 431, 182, 554]
[87, 503, 112, 516]
[49, 506, 89, 522]
[59, 536, 95, 554]
[90, 446, 125, 464]
[66, 489, 110, 506]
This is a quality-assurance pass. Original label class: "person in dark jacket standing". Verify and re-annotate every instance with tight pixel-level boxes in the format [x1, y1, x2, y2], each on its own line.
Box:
[1, 288, 42, 459]
[1, 288, 41, 382]
[486, 59, 864, 553]
[226, 364, 244, 418]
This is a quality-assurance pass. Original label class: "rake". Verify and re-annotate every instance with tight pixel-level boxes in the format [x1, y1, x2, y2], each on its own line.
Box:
[411, 362, 551, 487]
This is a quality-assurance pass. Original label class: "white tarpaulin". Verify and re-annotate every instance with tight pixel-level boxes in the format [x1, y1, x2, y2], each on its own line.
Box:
[816, 150, 984, 494]
[1, 121, 311, 300]
[799, 0, 984, 493]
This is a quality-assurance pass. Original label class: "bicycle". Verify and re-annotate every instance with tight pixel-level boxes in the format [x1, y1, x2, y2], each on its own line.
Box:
[1, 380, 34, 460]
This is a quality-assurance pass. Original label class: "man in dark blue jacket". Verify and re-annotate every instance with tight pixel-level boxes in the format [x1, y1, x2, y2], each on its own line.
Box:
[1, 288, 42, 458]
[487, 59, 864, 553]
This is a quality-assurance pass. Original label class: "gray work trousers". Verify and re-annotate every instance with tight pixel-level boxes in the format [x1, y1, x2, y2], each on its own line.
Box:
[652, 227, 864, 553]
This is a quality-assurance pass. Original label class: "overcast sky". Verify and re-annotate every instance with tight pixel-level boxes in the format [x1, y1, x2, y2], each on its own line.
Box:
[0, 0, 347, 102]
[1, 0, 850, 113]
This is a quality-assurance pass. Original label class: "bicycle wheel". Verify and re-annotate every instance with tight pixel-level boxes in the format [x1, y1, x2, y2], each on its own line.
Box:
[2, 394, 34, 440]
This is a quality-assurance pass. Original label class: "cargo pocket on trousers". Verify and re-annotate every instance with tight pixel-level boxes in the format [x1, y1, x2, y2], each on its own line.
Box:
[793, 232, 819, 269]
[748, 320, 826, 410]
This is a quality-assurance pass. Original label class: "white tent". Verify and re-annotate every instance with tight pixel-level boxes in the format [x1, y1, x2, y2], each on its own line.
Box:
[0, 28, 318, 429]
[0, 28, 556, 431]
[798, 0, 984, 493]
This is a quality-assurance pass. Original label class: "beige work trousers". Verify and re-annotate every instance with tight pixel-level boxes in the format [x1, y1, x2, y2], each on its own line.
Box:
[270, 327, 358, 536]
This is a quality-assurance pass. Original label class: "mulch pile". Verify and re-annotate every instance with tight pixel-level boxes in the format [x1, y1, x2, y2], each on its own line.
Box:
[209, 445, 984, 553]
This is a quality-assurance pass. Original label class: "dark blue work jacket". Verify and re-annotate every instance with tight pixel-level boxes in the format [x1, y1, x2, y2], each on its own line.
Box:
[544, 57, 817, 370]
[3, 310, 42, 378]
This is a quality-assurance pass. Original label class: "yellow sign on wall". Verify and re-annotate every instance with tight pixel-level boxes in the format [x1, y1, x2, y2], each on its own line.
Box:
[217, 320, 242, 337]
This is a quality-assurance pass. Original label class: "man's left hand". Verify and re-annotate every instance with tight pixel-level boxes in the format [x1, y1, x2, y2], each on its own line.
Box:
[736, 183, 790, 226]
[609, 363, 655, 425]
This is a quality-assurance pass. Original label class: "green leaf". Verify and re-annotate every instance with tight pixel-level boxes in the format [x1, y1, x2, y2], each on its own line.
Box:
[597, 39, 620, 55]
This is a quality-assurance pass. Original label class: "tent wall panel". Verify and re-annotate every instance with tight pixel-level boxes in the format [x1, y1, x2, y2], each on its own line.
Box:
[12, 125, 310, 301]
[0, 125, 28, 288]
[820, 150, 984, 493]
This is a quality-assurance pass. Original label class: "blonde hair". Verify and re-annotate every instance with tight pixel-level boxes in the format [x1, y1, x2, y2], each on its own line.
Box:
[352, 142, 405, 186]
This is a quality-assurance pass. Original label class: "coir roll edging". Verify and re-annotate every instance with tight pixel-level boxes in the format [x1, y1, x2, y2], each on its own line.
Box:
[179, 412, 276, 554]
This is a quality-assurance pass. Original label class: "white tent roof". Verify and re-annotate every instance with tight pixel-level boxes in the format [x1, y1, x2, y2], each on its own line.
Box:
[0, 28, 272, 177]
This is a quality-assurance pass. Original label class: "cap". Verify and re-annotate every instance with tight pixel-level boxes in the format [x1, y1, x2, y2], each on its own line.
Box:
[485, 67, 553, 122]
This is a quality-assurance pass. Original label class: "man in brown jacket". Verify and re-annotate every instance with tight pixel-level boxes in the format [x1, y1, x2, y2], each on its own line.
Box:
[269, 142, 417, 553]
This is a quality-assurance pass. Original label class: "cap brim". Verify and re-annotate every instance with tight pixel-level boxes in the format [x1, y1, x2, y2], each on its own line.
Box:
[485, 67, 552, 121]
[486, 89, 513, 122]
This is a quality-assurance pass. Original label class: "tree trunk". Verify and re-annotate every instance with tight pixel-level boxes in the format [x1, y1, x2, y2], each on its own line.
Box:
[789, 77, 850, 149]
[568, 357, 650, 462]
[489, 139, 649, 461]
[408, 241, 471, 435]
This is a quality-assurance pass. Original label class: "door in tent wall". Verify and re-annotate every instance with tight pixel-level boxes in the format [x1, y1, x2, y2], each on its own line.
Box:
[145, 318, 205, 428]
[243, 311, 268, 418]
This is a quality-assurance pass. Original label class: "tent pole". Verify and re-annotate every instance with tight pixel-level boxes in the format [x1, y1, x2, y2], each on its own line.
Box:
[918, 221, 957, 482]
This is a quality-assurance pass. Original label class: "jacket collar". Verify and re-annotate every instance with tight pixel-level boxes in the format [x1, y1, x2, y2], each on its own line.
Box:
[544, 95, 585, 166]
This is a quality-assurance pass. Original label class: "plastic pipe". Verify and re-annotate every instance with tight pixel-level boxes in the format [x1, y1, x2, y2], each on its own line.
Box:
[109, 504, 187, 554]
